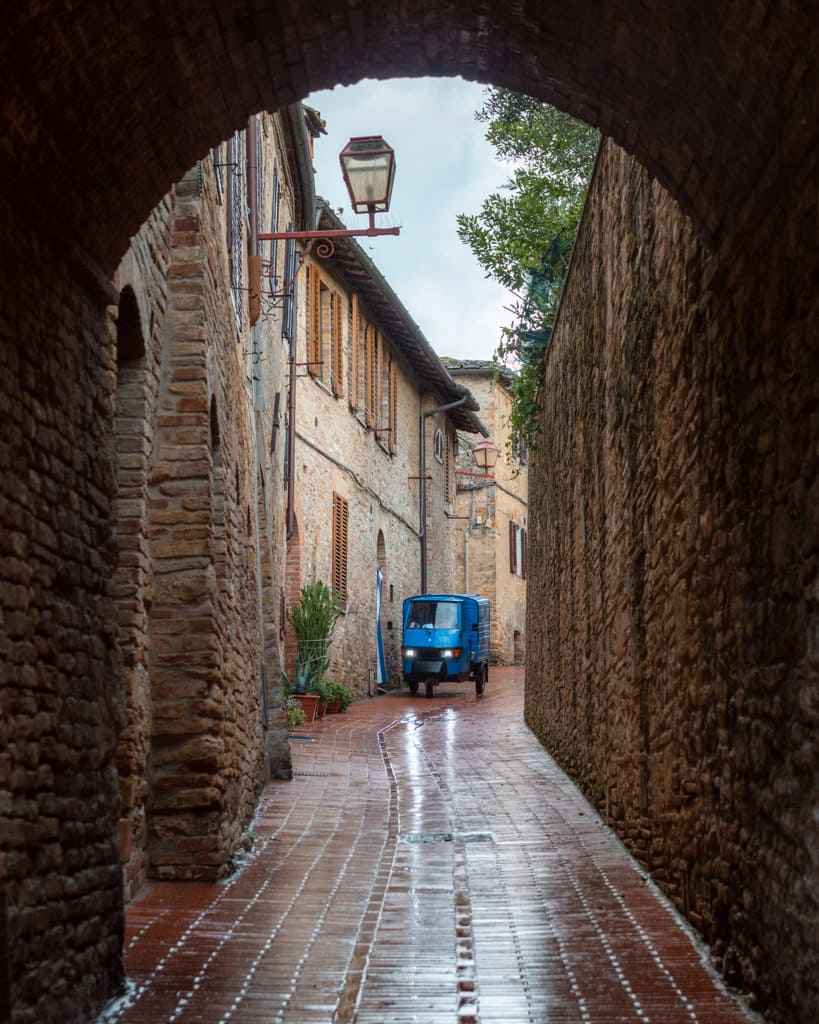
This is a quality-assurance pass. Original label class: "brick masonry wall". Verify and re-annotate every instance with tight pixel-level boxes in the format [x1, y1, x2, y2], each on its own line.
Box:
[144, 164, 268, 882]
[450, 371, 528, 664]
[0, 199, 126, 1021]
[113, 197, 175, 900]
[525, 139, 818, 1023]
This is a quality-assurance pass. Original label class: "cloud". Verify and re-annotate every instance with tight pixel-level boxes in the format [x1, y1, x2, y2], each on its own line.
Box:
[308, 78, 517, 360]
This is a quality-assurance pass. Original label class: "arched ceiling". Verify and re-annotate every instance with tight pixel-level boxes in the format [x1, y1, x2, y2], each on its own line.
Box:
[1, 1, 815, 268]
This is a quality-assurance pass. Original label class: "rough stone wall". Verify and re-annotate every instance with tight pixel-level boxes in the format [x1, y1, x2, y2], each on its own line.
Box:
[423, 409, 460, 598]
[144, 162, 268, 881]
[293, 280, 425, 695]
[450, 371, 528, 663]
[289, 255, 471, 695]
[113, 198, 175, 900]
[525, 139, 818, 1023]
[0, 200, 126, 1021]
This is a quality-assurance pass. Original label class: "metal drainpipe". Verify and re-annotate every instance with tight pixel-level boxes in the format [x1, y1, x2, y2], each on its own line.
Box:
[286, 323, 297, 540]
[419, 396, 468, 594]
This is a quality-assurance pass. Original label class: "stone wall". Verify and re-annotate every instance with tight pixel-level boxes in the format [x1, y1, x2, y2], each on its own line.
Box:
[144, 163, 268, 881]
[113, 197, 175, 900]
[525, 139, 819, 1023]
[0, 200, 126, 1021]
[289, 256, 466, 695]
[449, 368, 528, 664]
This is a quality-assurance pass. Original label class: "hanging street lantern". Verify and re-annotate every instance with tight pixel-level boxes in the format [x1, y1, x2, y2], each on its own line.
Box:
[339, 135, 397, 218]
[471, 440, 501, 477]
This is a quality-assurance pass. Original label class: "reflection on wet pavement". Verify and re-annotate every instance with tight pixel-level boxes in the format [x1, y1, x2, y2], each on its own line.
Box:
[99, 668, 756, 1024]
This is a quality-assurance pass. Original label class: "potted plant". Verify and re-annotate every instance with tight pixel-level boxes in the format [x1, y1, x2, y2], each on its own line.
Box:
[324, 680, 354, 713]
[285, 695, 307, 729]
[284, 580, 343, 722]
[281, 660, 323, 722]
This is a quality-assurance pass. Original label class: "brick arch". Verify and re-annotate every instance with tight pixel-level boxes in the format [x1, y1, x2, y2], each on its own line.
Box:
[1, 1, 816, 269]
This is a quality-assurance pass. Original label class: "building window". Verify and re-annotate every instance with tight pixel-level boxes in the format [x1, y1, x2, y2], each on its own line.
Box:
[225, 132, 244, 337]
[509, 522, 527, 578]
[307, 267, 344, 395]
[433, 428, 445, 464]
[388, 357, 397, 454]
[349, 294, 360, 411]
[365, 324, 378, 428]
[268, 162, 282, 286]
[332, 492, 349, 606]
[212, 145, 225, 203]
[444, 432, 452, 505]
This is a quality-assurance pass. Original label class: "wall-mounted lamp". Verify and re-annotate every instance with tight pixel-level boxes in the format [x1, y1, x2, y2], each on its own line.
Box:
[250, 135, 400, 319]
[259, 135, 400, 248]
[471, 440, 500, 477]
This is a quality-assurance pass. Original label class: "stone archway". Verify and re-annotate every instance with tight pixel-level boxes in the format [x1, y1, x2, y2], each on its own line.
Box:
[1, 1, 816, 272]
[0, 4, 817, 1024]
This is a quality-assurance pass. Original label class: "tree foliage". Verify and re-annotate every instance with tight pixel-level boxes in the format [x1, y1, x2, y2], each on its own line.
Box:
[457, 89, 599, 451]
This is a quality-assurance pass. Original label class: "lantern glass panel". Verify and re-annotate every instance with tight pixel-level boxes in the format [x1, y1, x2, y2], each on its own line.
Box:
[340, 137, 396, 213]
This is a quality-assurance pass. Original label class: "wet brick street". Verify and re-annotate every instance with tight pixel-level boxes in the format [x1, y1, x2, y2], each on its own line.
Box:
[99, 668, 756, 1024]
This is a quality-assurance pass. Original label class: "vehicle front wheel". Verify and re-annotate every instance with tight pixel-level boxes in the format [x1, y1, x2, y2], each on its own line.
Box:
[425, 676, 435, 698]
[475, 662, 487, 695]
[408, 679, 419, 695]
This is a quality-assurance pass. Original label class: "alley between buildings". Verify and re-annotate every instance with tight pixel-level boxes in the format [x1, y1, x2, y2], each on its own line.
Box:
[98, 669, 755, 1024]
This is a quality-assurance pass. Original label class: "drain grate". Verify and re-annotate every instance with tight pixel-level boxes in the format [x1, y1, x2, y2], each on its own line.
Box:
[288, 734, 315, 742]
[292, 770, 331, 777]
[399, 831, 495, 845]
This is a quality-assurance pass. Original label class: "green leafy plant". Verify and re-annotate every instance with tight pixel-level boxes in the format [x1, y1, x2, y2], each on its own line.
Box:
[324, 680, 354, 711]
[284, 580, 343, 695]
[281, 659, 324, 696]
[457, 88, 598, 451]
[285, 696, 307, 728]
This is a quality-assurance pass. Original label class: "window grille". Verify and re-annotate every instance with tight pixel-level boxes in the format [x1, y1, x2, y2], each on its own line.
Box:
[269, 163, 281, 284]
[226, 132, 244, 337]
[282, 233, 297, 342]
[212, 145, 224, 203]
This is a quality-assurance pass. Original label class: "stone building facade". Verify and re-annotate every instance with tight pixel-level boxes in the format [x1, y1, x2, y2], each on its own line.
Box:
[445, 361, 528, 664]
[285, 207, 486, 694]
[525, 138, 819, 1023]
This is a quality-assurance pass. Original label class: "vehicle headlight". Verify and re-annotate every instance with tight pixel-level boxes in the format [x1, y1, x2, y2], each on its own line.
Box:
[441, 648, 462, 659]
[403, 648, 416, 658]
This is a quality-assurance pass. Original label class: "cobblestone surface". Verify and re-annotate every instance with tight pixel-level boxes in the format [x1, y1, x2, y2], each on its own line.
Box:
[100, 668, 757, 1023]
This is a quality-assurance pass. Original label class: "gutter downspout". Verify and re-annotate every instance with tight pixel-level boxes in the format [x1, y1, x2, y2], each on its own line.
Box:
[286, 315, 297, 540]
[419, 396, 468, 594]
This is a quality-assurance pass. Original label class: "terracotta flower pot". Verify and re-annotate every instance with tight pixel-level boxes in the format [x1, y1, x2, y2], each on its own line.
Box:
[292, 693, 319, 722]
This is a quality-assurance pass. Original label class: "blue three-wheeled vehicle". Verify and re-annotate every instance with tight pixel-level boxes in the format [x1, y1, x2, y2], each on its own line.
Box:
[401, 593, 491, 698]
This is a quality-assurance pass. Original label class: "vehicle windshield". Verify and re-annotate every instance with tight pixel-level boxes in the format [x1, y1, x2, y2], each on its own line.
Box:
[407, 601, 459, 630]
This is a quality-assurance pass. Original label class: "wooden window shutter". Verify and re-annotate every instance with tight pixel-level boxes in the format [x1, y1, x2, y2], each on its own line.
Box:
[521, 528, 528, 579]
[307, 266, 321, 375]
[388, 358, 397, 454]
[349, 295, 359, 411]
[509, 521, 518, 574]
[365, 325, 376, 428]
[309, 266, 321, 374]
[332, 292, 344, 397]
[445, 434, 451, 503]
[332, 492, 349, 604]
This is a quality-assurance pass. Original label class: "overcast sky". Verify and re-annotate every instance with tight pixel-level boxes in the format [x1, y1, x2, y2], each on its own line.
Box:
[306, 77, 517, 362]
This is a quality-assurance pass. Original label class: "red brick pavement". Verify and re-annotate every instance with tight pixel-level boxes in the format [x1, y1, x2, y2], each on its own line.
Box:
[98, 668, 757, 1024]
